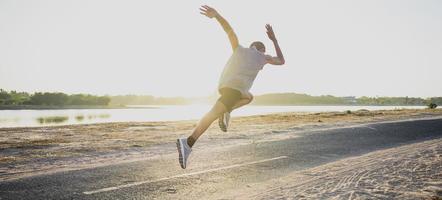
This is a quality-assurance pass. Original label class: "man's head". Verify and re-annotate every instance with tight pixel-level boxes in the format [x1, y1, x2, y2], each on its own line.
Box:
[250, 41, 265, 53]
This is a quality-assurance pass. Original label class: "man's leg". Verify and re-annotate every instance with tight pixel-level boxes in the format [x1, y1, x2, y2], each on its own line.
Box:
[217, 92, 252, 132]
[230, 92, 253, 111]
[187, 101, 228, 147]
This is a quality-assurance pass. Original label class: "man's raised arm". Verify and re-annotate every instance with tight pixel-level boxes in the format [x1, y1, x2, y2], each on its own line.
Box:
[200, 5, 239, 51]
[265, 24, 285, 65]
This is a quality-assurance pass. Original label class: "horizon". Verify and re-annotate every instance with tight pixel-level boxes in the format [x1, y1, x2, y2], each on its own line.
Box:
[1, 0, 442, 98]
[1, 88, 440, 99]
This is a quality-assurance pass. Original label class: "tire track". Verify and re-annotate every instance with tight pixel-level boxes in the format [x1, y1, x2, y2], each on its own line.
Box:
[238, 139, 442, 200]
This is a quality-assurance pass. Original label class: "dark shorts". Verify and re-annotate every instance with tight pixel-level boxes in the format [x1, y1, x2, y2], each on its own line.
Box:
[217, 87, 242, 112]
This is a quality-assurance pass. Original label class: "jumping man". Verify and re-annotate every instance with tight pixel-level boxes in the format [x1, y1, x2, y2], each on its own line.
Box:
[177, 5, 285, 169]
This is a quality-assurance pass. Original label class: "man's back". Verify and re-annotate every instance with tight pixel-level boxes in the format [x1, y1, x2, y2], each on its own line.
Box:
[218, 45, 267, 95]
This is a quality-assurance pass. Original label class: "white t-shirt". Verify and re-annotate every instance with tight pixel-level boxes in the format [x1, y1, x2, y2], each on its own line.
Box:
[218, 45, 267, 95]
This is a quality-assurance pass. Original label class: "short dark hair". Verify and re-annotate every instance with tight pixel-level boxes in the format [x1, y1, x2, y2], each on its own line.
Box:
[250, 41, 265, 52]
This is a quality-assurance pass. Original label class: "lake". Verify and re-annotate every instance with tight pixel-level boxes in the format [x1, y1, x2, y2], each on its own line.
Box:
[0, 105, 425, 128]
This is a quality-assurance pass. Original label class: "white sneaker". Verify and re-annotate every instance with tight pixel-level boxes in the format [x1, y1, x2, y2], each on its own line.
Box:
[176, 137, 192, 169]
[218, 111, 230, 132]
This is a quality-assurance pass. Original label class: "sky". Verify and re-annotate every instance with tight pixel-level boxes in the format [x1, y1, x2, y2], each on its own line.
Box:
[1, 0, 441, 98]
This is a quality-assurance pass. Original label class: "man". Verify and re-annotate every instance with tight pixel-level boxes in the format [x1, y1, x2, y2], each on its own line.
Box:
[177, 5, 285, 169]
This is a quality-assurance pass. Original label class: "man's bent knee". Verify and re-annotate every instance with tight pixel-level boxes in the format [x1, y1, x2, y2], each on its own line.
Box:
[243, 93, 253, 104]
[247, 95, 253, 104]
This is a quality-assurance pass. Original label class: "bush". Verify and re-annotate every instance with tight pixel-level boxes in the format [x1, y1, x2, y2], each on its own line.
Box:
[428, 103, 438, 109]
[30, 92, 69, 106]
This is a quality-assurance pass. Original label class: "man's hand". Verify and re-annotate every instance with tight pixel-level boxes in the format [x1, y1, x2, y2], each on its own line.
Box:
[200, 5, 238, 51]
[200, 5, 219, 19]
[265, 24, 285, 65]
[266, 24, 277, 42]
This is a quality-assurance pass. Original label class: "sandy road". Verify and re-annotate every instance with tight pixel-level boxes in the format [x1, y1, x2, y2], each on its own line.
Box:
[230, 138, 442, 200]
[0, 118, 441, 200]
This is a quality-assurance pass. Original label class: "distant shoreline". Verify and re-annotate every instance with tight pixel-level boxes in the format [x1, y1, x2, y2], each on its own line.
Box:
[0, 105, 129, 110]
[0, 104, 429, 110]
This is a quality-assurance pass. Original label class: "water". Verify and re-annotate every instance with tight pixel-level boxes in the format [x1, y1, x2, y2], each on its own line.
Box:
[0, 105, 425, 128]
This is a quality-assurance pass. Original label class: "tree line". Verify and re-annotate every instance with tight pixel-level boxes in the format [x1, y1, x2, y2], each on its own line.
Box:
[1, 89, 441, 107]
[251, 93, 442, 106]
[0, 89, 110, 106]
